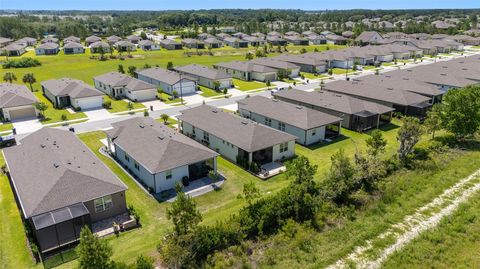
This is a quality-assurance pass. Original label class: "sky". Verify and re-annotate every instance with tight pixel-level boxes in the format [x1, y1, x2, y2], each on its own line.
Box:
[1, 0, 479, 11]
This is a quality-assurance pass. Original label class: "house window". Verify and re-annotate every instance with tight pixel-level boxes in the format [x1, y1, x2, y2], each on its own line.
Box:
[166, 170, 172, 179]
[279, 142, 289, 153]
[312, 129, 316, 136]
[278, 122, 285, 132]
[265, 117, 272, 126]
[203, 132, 210, 142]
[94, 195, 113, 213]
[124, 153, 130, 162]
[134, 162, 140, 170]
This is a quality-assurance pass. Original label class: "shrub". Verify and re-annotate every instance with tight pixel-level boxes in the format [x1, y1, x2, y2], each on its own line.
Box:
[128, 204, 140, 224]
[208, 170, 219, 180]
[2, 58, 41, 68]
[103, 100, 112, 109]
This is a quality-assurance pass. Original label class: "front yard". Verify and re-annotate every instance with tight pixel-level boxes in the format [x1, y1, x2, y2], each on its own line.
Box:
[331, 68, 360, 75]
[301, 72, 329, 80]
[0, 123, 13, 133]
[34, 92, 87, 124]
[104, 96, 145, 113]
[232, 79, 268, 91]
[158, 92, 182, 104]
[199, 85, 224, 97]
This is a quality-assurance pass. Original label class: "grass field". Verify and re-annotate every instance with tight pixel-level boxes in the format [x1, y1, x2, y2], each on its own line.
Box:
[301, 72, 329, 80]
[33, 91, 87, 124]
[232, 79, 267, 91]
[331, 68, 359, 75]
[198, 85, 223, 97]
[104, 96, 145, 113]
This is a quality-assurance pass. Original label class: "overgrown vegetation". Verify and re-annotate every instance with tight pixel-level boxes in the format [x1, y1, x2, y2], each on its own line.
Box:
[2, 58, 41, 69]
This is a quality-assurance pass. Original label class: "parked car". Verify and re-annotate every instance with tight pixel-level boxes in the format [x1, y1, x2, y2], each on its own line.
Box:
[271, 86, 288, 95]
[0, 135, 16, 147]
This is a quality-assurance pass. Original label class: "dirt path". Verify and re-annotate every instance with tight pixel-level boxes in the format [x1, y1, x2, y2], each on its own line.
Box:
[327, 168, 480, 269]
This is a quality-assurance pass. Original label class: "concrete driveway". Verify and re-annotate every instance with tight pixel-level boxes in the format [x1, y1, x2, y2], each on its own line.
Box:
[12, 118, 43, 134]
[84, 108, 114, 121]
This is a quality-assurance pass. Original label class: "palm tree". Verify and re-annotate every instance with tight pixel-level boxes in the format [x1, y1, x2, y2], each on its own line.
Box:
[34, 102, 48, 119]
[3, 72, 17, 83]
[22, 73, 36, 91]
[160, 113, 169, 124]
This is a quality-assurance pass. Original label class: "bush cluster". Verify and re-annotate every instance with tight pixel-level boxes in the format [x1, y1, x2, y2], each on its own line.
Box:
[2, 57, 41, 68]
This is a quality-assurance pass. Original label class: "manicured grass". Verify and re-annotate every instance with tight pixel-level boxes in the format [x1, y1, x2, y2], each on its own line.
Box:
[33, 91, 87, 124]
[232, 79, 267, 91]
[199, 85, 223, 97]
[158, 92, 182, 104]
[155, 116, 178, 128]
[104, 96, 145, 113]
[331, 68, 359, 75]
[0, 123, 13, 132]
[382, 62, 396, 66]
[301, 72, 329, 80]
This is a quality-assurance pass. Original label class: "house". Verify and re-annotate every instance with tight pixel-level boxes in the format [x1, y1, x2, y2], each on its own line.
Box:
[251, 32, 266, 39]
[324, 80, 432, 118]
[242, 36, 266, 47]
[238, 96, 342, 145]
[204, 37, 223, 48]
[63, 42, 85, 54]
[307, 34, 327, 45]
[175, 64, 232, 90]
[266, 36, 288, 46]
[126, 35, 142, 44]
[136, 67, 197, 95]
[93, 72, 157, 101]
[0, 83, 39, 121]
[214, 61, 277, 82]
[215, 33, 231, 40]
[16, 37, 37, 46]
[181, 38, 205, 49]
[90, 41, 111, 53]
[41, 78, 104, 110]
[63, 36, 80, 44]
[177, 105, 296, 168]
[267, 31, 282, 37]
[273, 54, 327, 73]
[105, 117, 219, 193]
[41, 37, 59, 44]
[107, 35, 122, 45]
[284, 35, 309, 45]
[232, 32, 248, 39]
[274, 90, 394, 132]
[432, 20, 455, 30]
[0, 37, 13, 48]
[137, 40, 159, 50]
[198, 33, 215, 40]
[3, 43, 27, 56]
[342, 31, 354, 38]
[355, 31, 384, 45]
[284, 31, 300, 36]
[3, 128, 128, 253]
[35, 42, 59, 55]
[250, 58, 301, 78]
[114, 40, 136, 52]
[85, 35, 102, 46]
[302, 30, 316, 36]
[159, 39, 182, 50]
[325, 34, 348, 45]
[223, 37, 249, 48]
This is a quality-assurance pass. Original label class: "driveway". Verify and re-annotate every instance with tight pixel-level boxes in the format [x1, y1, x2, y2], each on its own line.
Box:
[84, 108, 114, 122]
[12, 118, 43, 135]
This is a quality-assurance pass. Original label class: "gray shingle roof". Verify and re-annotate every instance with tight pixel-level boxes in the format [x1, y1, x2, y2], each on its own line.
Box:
[105, 117, 218, 174]
[138, 39, 154, 46]
[94, 72, 155, 91]
[273, 54, 327, 66]
[90, 41, 110, 48]
[274, 89, 394, 116]
[3, 128, 127, 218]
[63, 42, 83, 49]
[175, 64, 231, 80]
[0, 83, 39, 108]
[4, 43, 26, 51]
[159, 39, 180, 45]
[63, 36, 80, 43]
[214, 61, 277, 73]
[136, 67, 188, 85]
[204, 37, 222, 44]
[41, 78, 103, 98]
[250, 58, 300, 70]
[85, 35, 102, 42]
[238, 96, 342, 130]
[355, 31, 383, 42]
[37, 42, 59, 49]
[107, 35, 122, 42]
[177, 105, 296, 152]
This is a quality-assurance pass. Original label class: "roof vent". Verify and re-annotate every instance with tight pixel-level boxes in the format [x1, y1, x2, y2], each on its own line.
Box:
[335, 94, 342, 97]
[296, 106, 303, 109]
[241, 121, 248, 125]
[462, 68, 468, 71]
[53, 162, 60, 168]
[40, 144, 46, 148]
[158, 135, 165, 140]
[272, 99, 278, 102]
[139, 124, 145, 128]
[212, 110, 218, 113]
[403, 78, 409, 80]
[440, 73, 447, 76]
[407, 69, 412, 72]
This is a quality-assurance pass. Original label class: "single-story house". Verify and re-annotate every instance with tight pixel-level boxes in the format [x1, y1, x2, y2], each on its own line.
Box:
[274, 89, 394, 132]
[93, 72, 157, 101]
[16, 37, 37, 46]
[90, 41, 111, 53]
[3, 128, 128, 254]
[284, 35, 309, 45]
[126, 35, 142, 44]
[204, 37, 223, 48]
[0, 83, 39, 121]
[273, 54, 327, 73]
[63, 36, 80, 44]
[251, 32, 266, 39]
[355, 31, 384, 45]
[178, 105, 296, 167]
[182, 38, 205, 49]
[242, 36, 266, 47]
[232, 32, 249, 39]
[0, 37, 13, 48]
[137, 40, 160, 50]
[107, 35, 122, 45]
[136, 67, 197, 95]
[267, 31, 282, 38]
[35, 42, 59, 55]
[114, 40, 136, 52]
[284, 31, 300, 37]
[175, 64, 232, 90]
[3, 43, 27, 56]
[63, 42, 85, 54]
[223, 37, 249, 48]
[105, 117, 219, 193]
[41, 37, 59, 44]
[41, 78, 104, 110]
[307, 34, 327, 45]
[342, 31, 354, 38]
[215, 33, 231, 40]
[85, 35, 102, 46]
[250, 58, 301, 78]
[238, 96, 342, 145]
[302, 31, 317, 36]
[325, 80, 432, 118]
[325, 34, 348, 45]
[214, 61, 277, 82]
[266, 36, 288, 46]
[198, 33, 214, 40]
[159, 39, 182, 50]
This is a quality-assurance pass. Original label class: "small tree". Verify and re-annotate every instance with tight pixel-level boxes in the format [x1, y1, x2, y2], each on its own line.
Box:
[144, 110, 149, 117]
[22, 73, 36, 91]
[161, 113, 169, 124]
[237, 181, 261, 205]
[34, 102, 48, 119]
[322, 149, 356, 204]
[366, 130, 387, 157]
[172, 90, 179, 99]
[223, 88, 228, 95]
[245, 52, 254, 60]
[167, 183, 202, 235]
[135, 255, 155, 269]
[424, 104, 443, 139]
[300, 47, 307, 54]
[127, 101, 134, 112]
[118, 64, 125, 74]
[266, 80, 271, 89]
[286, 155, 318, 184]
[77, 227, 112, 269]
[397, 117, 423, 164]
[127, 66, 137, 77]
[61, 113, 68, 122]
[213, 81, 221, 91]
[3, 72, 17, 83]
[166, 61, 174, 70]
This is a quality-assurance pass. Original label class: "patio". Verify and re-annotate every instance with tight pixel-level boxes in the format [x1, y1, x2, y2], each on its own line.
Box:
[155, 175, 225, 202]
[258, 162, 286, 179]
[92, 212, 137, 237]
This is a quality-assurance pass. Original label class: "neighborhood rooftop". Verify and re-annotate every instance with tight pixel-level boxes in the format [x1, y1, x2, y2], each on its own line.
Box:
[94, 72, 155, 91]
[175, 64, 232, 80]
[0, 83, 38, 108]
[41, 78, 103, 98]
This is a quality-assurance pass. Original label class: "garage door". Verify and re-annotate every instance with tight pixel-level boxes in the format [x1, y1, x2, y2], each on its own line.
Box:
[75, 97, 103, 110]
[9, 107, 36, 120]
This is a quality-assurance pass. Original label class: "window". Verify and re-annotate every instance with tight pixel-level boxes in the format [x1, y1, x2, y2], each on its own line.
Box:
[192, 126, 196, 135]
[124, 153, 130, 162]
[265, 117, 272, 126]
[312, 129, 316, 136]
[278, 122, 286, 132]
[279, 142, 289, 153]
[203, 132, 210, 142]
[166, 170, 172, 179]
[94, 195, 113, 213]
[134, 162, 140, 170]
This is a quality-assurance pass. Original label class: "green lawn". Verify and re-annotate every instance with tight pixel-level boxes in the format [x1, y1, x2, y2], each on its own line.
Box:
[232, 79, 267, 91]
[331, 68, 359, 75]
[301, 72, 329, 80]
[0, 123, 13, 132]
[155, 116, 178, 128]
[104, 96, 145, 113]
[33, 91, 87, 124]
[199, 85, 223, 97]
[158, 92, 182, 104]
